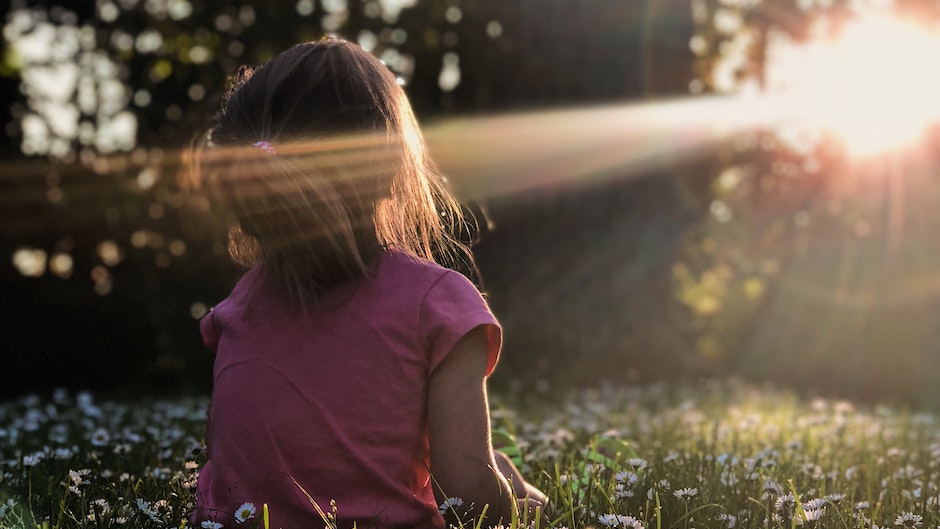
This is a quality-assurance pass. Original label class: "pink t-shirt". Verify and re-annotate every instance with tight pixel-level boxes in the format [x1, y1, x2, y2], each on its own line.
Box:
[193, 251, 500, 529]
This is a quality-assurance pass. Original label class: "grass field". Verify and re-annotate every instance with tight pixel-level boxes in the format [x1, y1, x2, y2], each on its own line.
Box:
[1, 380, 938, 528]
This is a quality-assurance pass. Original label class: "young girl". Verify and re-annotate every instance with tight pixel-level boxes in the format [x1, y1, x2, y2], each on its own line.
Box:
[190, 38, 546, 529]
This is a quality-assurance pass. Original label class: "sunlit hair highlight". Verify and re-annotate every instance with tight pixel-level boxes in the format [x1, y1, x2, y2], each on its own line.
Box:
[190, 38, 470, 306]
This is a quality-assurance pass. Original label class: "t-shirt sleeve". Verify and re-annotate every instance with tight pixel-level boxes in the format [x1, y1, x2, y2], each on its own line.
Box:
[199, 310, 221, 353]
[422, 270, 502, 377]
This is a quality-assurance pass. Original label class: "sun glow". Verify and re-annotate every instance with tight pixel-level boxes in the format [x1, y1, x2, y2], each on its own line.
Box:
[769, 14, 940, 157]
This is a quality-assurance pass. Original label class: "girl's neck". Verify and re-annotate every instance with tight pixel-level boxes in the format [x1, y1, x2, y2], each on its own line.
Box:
[355, 224, 384, 270]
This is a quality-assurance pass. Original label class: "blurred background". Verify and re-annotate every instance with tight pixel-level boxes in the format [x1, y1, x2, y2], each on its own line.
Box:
[3, 0, 940, 407]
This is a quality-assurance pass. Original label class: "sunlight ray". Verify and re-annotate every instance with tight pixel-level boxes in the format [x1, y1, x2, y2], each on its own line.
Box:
[424, 94, 780, 199]
[2, 94, 784, 230]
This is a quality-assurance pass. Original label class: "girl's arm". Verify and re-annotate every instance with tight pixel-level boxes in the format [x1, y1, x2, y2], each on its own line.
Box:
[428, 326, 545, 525]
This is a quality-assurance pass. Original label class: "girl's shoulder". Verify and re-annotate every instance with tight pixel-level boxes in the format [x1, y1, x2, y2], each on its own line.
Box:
[378, 250, 485, 306]
[376, 250, 477, 298]
[380, 249, 452, 279]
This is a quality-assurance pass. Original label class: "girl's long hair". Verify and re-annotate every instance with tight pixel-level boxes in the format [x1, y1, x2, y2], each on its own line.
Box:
[190, 38, 471, 306]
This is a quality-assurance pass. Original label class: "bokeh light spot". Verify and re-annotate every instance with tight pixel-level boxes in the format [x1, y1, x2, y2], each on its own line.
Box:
[390, 28, 407, 45]
[296, 0, 315, 16]
[364, 1, 381, 18]
[710, 200, 733, 223]
[12, 248, 47, 277]
[133, 89, 152, 107]
[214, 14, 233, 32]
[49, 253, 74, 279]
[130, 230, 149, 248]
[148, 203, 166, 219]
[190, 302, 208, 319]
[187, 45, 211, 64]
[444, 6, 462, 24]
[358, 30, 378, 52]
[98, 3, 119, 22]
[227, 40, 245, 57]
[238, 6, 256, 26]
[168, 0, 193, 21]
[46, 187, 65, 203]
[137, 166, 159, 190]
[97, 240, 124, 266]
[168, 240, 187, 257]
[486, 21, 502, 39]
[91, 265, 113, 296]
[135, 29, 163, 53]
[155, 252, 172, 268]
[438, 52, 460, 92]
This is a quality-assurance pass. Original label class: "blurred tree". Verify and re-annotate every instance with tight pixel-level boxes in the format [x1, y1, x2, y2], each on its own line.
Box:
[679, 0, 940, 406]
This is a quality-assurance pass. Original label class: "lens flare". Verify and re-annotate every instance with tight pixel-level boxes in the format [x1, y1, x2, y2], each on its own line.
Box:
[768, 14, 940, 157]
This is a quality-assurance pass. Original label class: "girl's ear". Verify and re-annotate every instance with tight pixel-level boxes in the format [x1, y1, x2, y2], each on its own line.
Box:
[226, 224, 262, 268]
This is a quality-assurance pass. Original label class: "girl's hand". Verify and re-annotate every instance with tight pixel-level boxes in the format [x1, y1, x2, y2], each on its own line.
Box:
[493, 450, 548, 512]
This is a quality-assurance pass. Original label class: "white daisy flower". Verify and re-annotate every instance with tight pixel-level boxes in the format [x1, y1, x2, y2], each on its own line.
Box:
[717, 513, 736, 528]
[89, 428, 110, 447]
[201, 521, 224, 529]
[894, 512, 922, 527]
[673, 487, 698, 500]
[627, 458, 648, 469]
[22, 453, 43, 467]
[719, 470, 737, 486]
[613, 483, 634, 499]
[234, 502, 256, 523]
[438, 497, 463, 515]
[803, 498, 827, 510]
[136, 498, 162, 523]
[775, 493, 796, 512]
[597, 514, 644, 528]
[614, 471, 638, 484]
[797, 507, 825, 525]
[825, 493, 846, 504]
[91, 498, 110, 513]
[69, 469, 91, 485]
[0, 499, 15, 518]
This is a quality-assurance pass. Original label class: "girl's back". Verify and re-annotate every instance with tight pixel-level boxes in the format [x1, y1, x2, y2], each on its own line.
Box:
[195, 251, 499, 528]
